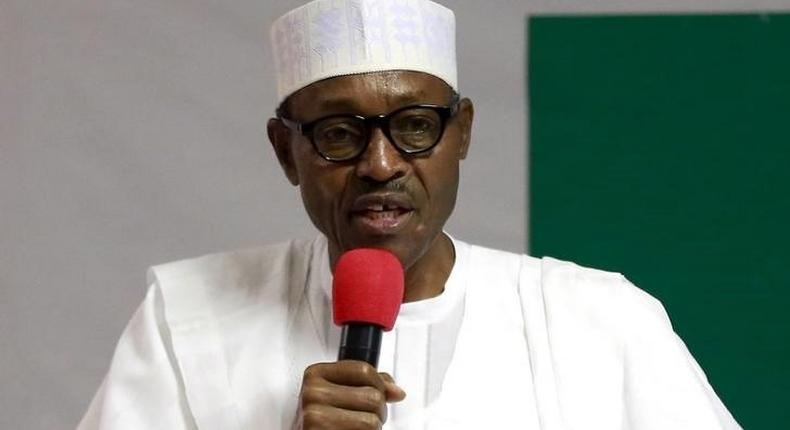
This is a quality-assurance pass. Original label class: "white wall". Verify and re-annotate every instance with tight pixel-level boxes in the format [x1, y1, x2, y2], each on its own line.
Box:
[2, 0, 789, 428]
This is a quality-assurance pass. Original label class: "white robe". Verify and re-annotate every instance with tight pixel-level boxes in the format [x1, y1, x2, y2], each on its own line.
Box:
[78, 235, 741, 430]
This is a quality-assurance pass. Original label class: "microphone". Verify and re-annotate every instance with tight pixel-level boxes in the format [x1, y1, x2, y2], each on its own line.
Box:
[332, 248, 404, 368]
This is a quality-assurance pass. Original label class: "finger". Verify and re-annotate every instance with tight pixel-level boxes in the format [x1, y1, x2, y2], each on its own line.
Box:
[302, 381, 387, 420]
[306, 360, 388, 393]
[302, 404, 383, 430]
[380, 401, 388, 424]
[378, 372, 406, 402]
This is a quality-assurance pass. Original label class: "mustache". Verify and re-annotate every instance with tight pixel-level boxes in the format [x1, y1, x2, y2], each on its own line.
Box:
[349, 178, 416, 200]
[358, 178, 408, 192]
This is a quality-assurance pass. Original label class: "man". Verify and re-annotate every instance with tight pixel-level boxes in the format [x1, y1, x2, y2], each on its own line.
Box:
[78, 0, 741, 429]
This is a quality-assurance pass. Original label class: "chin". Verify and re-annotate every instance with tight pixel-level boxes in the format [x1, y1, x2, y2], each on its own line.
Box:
[343, 233, 422, 267]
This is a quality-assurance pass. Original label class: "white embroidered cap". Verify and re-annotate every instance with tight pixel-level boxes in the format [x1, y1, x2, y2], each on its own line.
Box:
[270, 0, 457, 105]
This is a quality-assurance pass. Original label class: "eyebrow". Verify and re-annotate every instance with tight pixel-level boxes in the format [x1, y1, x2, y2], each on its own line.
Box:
[315, 90, 435, 114]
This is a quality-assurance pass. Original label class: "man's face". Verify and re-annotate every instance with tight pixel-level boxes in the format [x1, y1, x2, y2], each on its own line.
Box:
[268, 71, 473, 270]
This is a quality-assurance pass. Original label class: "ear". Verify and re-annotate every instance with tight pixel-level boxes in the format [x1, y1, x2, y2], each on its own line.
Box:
[267, 117, 300, 186]
[455, 98, 474, 160]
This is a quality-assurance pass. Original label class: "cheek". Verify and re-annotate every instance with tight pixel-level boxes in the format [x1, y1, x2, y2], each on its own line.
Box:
[414, 147, 461, 224]
[295, 154, 351, 231]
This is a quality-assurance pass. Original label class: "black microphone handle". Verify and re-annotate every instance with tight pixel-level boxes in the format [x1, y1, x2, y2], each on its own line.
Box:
[337, 323, 383, 368]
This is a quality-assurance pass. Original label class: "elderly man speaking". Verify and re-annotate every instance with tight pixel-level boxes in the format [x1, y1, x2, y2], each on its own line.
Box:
[79, 0, 741, 429]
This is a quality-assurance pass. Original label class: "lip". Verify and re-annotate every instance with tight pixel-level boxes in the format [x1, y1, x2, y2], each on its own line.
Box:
[350, 193, 414, 212]
[349, 193, 415, 235]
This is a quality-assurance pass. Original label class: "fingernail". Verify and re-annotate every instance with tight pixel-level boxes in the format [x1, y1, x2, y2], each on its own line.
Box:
[388, 382, 406, 398]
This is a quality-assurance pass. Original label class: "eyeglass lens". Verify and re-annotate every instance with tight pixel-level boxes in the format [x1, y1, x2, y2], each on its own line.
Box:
[313, 107, 444, 160]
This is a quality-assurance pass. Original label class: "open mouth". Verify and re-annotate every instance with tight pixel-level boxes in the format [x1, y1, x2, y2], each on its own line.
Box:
[349, 195, 415, 234]
[355, 204, 412, 220]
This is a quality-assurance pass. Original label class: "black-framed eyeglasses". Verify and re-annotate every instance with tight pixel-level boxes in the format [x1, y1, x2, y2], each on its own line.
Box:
[278, 97, 461, 162]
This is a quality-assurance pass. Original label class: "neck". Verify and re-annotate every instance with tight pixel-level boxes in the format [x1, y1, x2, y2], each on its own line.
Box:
[402, 233, 455, 302]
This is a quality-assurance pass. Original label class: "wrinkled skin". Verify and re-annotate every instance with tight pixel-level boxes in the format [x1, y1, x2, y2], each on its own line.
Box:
[267, 70, 474, 429]
[295, 360, 406, 429]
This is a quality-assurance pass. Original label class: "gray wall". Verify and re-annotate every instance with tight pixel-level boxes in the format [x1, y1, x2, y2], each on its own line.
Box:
[2, 1, 789, 428]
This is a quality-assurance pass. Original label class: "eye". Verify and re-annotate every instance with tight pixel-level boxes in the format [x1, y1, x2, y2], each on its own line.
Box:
[323, 126, 351, 141]
[391, 109, 442, 150]
[316, 121, 362, 143]
[400, 115, 438, 134]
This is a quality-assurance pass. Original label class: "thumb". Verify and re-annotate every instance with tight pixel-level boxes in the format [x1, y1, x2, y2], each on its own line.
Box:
[379, 372, 406, 402]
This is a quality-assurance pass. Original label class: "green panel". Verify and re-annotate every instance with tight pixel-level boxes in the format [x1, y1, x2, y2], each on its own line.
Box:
[529, 14, 790, 428]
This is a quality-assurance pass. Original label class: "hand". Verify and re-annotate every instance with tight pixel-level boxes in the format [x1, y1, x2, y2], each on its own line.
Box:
[296, 360, 406, 429]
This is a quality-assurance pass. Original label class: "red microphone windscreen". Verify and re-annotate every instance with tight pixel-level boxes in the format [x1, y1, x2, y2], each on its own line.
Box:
[332, 248, 404, 331]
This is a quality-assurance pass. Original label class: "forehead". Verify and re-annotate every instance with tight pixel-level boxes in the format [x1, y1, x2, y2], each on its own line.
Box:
[285, 71, 453, 119]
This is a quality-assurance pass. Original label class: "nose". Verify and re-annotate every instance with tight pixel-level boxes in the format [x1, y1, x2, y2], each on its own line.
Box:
[354, 128, 408, 183]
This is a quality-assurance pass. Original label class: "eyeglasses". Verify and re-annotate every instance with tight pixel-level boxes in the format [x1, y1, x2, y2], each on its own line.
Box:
[279, 98, 460, 162]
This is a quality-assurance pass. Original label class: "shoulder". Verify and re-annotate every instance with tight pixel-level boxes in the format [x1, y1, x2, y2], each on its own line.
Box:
[539, 255, 672, 334]
[454, 238, 540, 281]
[146, 236, 324, 324]
[454, 236, 670, 332]
[147, 238, 312, 284]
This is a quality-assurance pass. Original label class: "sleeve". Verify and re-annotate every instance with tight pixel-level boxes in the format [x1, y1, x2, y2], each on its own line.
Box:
[537, 257, 743, 430]
[616, 276, 742, 430]
[76, 284, 197, 430]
